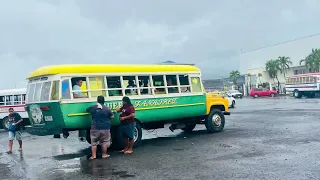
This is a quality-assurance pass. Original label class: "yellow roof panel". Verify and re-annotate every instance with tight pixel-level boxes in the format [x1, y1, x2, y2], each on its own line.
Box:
[27, 64, 200, 79]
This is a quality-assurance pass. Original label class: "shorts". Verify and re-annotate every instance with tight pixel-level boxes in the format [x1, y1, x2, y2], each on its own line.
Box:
[119, 122, 136, 140]
[9, 131, 22, 141]
[90, 129, 111, 147]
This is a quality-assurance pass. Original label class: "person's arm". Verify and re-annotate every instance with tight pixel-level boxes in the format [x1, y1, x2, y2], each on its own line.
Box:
[13, 114, 23, 125]
[86, 105, 94, 113]
[120, 106, 135, 120]
[106, 107, 114, 119]
[115, 106, 122, 113]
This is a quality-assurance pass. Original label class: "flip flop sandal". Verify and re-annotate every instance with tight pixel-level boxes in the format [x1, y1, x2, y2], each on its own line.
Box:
[89, 157, 96, 160]
[102, 155, 110, 159]
[124, 151, 133, 154]
[6, 151, 12, 154]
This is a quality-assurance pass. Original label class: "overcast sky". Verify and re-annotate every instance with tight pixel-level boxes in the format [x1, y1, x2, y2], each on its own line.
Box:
[1, 0, 320, 89]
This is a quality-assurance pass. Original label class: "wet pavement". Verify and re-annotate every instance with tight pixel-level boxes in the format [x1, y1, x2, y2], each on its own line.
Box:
[1, 96, 320, 179]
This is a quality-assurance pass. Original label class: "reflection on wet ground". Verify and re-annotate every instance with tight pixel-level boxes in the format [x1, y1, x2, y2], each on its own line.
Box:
[2, 97, 320, 179]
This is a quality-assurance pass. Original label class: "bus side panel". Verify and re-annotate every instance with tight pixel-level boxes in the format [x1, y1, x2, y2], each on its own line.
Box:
[61, 95, 207, 129]
[26, 102, 64, 136]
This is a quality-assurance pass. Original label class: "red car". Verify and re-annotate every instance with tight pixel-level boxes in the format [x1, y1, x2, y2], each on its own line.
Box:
[250, 88, 277, 98]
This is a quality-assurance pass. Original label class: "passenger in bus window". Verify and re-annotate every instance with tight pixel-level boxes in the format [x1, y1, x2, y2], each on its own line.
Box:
[167, 78, 178, 93]
[72, 79, 87, 98]
[126, 80, 137, 95]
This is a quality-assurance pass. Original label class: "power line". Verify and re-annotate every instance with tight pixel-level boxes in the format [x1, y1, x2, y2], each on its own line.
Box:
[240, 32, 320, 54]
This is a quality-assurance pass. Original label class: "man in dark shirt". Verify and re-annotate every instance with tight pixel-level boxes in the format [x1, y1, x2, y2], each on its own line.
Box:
[116, 96, 136, 154]
[86, 96, 114, 159]
[7, 108, 23, 154]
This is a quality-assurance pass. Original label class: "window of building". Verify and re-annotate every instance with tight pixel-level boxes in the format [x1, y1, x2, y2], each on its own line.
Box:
[106, 76, 122, 97]
[123, 76, 138, 96]
[89, 77, 106, 98]
[179, 75, 191, 93]
[27, 84, 36, 103]
[61, 79, 71, 99]
[138, 76, 152, 95]
[71, 77, 88, 98]
[40, 81, 52, 101]
[166, 75, 179, 94]
[152, 75, 166, 94]
[191, 77, 202, 93]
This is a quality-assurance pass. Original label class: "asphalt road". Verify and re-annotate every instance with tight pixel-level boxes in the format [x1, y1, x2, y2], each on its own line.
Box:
[1, 96, 320, 180]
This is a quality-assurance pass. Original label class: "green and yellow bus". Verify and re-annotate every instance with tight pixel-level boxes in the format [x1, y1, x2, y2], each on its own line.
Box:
[24, 64, 230, 148]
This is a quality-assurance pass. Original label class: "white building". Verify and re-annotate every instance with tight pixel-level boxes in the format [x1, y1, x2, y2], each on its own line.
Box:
[239, 34, 320, 93]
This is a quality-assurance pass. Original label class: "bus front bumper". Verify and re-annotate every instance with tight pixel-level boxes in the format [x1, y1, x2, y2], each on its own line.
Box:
[24, 125, 61, 136]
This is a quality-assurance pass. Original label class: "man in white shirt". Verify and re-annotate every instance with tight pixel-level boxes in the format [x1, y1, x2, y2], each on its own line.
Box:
[72, 79, 87, 98]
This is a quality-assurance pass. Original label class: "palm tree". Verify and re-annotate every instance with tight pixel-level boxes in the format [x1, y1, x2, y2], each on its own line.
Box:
[277, 56, 292, 79]
[300, 48, 320, 72]
[229, 70, 240, 86]
[265, 59, 280, 90]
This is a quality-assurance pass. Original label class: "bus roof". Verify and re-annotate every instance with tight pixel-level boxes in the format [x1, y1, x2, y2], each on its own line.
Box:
[0, 88, 26, 96]
[287, 72, 320, 78]
[27, 64, 201, 79]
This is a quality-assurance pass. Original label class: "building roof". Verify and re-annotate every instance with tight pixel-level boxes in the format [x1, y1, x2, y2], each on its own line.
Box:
[27, 64, 200, 79]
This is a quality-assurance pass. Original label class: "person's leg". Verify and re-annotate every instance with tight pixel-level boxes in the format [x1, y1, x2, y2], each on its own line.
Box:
[125, 123, 135, 154]
[90, 130, 99, 159]
[16, 131, 22, 151]
[7, 132, 14, 153]
[101, 130, 111, 158]
[119, 125, 129, 152]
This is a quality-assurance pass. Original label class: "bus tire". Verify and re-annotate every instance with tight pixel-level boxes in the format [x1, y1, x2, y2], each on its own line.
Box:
[181, 123, 197, 133]
[293, 90, 302, 98]
[113, 121, 143, 150]
[2, 117, 9, 131]
[205, 109, 225, 133]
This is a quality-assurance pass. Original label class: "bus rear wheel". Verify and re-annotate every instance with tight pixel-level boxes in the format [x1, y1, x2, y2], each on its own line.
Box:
[2, 117, 9, 131]
[293, 90, 302, 98]
[205, 109, 225, 133]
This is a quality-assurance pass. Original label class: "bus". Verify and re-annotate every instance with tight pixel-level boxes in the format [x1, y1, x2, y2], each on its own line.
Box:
[285, 73, 320, 98]
[0, 88, 30, 130]
[24, 64, 230, 148]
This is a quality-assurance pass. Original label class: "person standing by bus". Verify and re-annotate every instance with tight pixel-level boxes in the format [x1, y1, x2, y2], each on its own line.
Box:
[6, 108, 23, 154]
[116, 96, 136, 154]
[86, 96, 114, 159]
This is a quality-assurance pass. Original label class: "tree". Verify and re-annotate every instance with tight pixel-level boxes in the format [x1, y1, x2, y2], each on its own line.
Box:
[265, 59, 280, 90]
[300, 48, 320, 72]
[229, 70, 240, 85]
[277, 56, 292, 78]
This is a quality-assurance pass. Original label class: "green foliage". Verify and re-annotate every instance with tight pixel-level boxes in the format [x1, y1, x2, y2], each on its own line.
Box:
[229, 70, 240, 85]
[300, 48, 320, 72]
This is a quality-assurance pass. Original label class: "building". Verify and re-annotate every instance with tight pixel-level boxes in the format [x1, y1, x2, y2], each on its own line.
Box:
[239, 34, 320, 93]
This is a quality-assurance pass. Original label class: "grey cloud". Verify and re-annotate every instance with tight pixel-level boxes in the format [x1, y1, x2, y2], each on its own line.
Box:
[1, 0, 320, 89]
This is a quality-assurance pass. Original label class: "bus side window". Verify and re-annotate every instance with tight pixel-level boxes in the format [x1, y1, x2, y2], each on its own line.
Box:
[123, 76, 138, 96]
[22, 94, 26, 104]
[40, 81, 52, 101]
[0, 96, 4, 105]
[152, 75, 165, 94]
[14, 95, 21, 105]
[138, 76, 152, 95]
[166, 75, 179, 94]
[191, 77, 202, 93]
[89, 77, 106, 98]
[179, 75, 191, 93]
[106, 76, 122, 97]
[61, 80, 71, 99]
[71, 77, 88, 98]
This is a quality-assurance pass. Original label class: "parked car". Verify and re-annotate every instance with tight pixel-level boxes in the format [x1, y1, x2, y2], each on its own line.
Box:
[227, 90, 243, 98]
[250, 88, 277, 98]
[223, 93, 236, 108]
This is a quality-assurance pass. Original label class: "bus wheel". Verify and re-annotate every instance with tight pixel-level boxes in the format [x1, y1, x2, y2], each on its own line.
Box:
[86, 129, 91, 144]
[113, 122, 143, 150]
[2, 117, 9, 131]
[205, 109, 225, 133]
[293, 90, 302, 98]
[181, 124, 196, 133]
